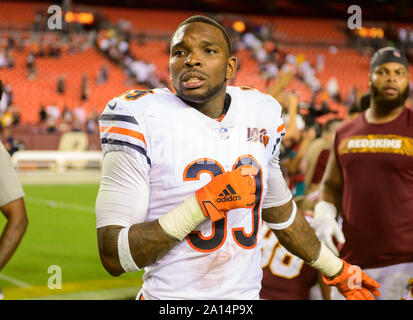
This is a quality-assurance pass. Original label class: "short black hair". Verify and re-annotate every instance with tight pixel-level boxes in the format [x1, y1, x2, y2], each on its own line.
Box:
[171, 15, 232, 55]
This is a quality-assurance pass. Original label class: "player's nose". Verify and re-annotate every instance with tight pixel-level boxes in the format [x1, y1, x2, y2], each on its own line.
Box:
[386, 71, 400, 83]
[185, 53, 202, 67]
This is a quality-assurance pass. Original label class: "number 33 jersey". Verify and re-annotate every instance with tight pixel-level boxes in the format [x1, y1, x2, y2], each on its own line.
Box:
[98, 86, 288, 299]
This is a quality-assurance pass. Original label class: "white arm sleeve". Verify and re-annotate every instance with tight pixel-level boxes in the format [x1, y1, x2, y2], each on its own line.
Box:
[262, 156, 292, 209]
[95, 151, 150, 228]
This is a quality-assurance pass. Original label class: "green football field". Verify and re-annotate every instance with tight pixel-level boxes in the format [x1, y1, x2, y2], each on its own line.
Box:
[0, 184, 144, 300]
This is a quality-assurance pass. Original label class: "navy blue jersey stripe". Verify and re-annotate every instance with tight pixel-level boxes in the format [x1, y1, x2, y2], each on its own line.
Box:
[100, 114, 139, 125]
[101, 138, 151, 166]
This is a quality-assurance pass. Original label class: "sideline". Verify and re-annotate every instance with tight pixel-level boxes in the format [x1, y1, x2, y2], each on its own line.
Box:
[25, 196, 95, 214]
[2, 278, 142, 300]
[28, 287, 139, 300]
[0, 273, 31, 288]
[18, 169, 101, 185]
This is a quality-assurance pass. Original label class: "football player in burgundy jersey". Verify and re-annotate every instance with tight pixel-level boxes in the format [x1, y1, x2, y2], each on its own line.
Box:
[315, 47, 413, 299]
[260, 211, 331, 300]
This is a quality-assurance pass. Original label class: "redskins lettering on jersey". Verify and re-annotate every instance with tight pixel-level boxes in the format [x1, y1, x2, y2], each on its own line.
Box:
[335, 108, 413, 269]
[99, 86, 286, 300]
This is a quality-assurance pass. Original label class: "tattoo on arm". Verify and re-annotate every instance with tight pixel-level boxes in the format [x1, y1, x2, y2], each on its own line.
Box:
[128, 220, 179, 268]
[98, 220, 179, 276]
[262, 200, 321, 263]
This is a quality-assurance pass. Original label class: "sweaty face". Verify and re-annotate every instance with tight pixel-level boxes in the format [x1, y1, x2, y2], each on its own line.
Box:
[169, 22, 236, 104]
[370, 62, 410, 110]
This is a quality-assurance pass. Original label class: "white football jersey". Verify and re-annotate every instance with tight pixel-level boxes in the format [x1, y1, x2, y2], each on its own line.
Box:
[98, 86, 287, 300]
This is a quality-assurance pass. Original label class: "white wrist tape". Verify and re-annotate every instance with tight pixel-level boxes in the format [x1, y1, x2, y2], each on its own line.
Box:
[158, 194, 207, 241]
[308, 242, 343, 277]
[265, 200, 297, 230]
[118, 226, 140, 273]
[314, 200, 337, 219]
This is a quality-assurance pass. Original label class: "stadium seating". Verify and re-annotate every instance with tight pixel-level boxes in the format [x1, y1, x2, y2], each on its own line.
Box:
[279, 46, 371, 99]
[0, 1, 37, 28]
[0, 1, 411, 128]
[250, 16, 347, 46]
[1, 43, 133, 123]
[98, 7, 199, 33]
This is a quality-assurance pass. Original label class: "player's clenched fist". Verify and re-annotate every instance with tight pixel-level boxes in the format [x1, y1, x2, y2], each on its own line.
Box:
[195, 165, 258, 222]
[323, 259, 381, 300]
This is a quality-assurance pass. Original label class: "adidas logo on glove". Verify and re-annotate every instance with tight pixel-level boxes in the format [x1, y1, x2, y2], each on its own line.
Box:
[217, 184, 241, 203]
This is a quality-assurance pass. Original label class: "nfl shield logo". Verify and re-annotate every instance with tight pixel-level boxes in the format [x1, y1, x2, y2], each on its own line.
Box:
[219, 127, 229, 140]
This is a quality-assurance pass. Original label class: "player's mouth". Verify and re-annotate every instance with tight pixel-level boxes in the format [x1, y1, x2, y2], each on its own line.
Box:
[181, 72, 207, 89]
[183, 78, 206, 89]
[383, 86, 398, 95]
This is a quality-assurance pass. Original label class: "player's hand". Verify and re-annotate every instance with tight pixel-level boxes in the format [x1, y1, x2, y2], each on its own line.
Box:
[313, 201, 345, 256]
[195, 165, 258, 222]
[323, 259, 381, 300]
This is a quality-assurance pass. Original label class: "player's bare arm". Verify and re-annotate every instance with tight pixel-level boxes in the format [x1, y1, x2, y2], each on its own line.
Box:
[0, 198, 28, 271]
[97, 221, 178, 276]
[262, 200, 322, 265]
[318, 144, 343, 211]
[263, 199, 380, 299]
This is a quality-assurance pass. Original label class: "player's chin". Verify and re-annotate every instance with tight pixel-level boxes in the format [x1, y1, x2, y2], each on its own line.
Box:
[377, 93, 406, 109]
[178, 87, 210, 102]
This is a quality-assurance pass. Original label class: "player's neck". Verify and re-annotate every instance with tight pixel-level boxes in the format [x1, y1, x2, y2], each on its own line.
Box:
[365, 103, 404, 124]
[195, 102, 225, 119]
[182, 93, 227, 120]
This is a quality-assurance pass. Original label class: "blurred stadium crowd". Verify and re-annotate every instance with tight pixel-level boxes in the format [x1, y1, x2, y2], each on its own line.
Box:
[0, 0, 412, 197]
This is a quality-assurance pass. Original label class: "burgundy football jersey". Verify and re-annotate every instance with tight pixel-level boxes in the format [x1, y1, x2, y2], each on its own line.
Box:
[260, 224, 318, 300]
[335, 107, 413, 269]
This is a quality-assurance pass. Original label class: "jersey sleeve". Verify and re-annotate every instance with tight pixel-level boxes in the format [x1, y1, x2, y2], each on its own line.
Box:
[95, 151, 150, 228]
[270, 100, 286, 162]
[99, 97, 151, 168]
[262, 155, 292, 208]
[261, 95, 292, 208]
[0, 141, 25, 207]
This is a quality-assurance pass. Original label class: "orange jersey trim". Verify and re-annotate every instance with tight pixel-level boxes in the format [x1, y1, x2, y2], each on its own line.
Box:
[100, 126, 147, 147]
[216, 113, 226, 122]
[277, 123, 285, 133]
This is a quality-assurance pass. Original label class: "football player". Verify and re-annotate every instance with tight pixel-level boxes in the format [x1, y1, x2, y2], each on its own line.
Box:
[314, 47, 413, 299]
[0, 80, 28, 299]
[95, 15, 380, 300]
[260, 210, 331, 300]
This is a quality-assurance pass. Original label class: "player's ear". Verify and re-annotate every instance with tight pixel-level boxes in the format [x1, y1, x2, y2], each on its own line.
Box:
[226, 56, 238, 81]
